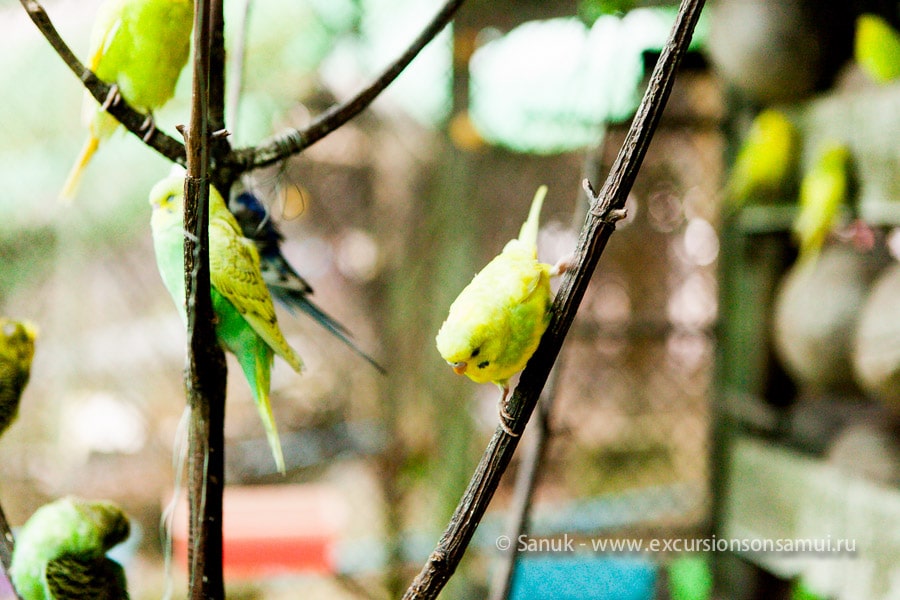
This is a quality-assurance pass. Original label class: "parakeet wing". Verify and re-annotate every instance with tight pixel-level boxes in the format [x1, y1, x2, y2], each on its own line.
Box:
[208, 219, 302, 373]
[88, 4, 122, 71]
[45, 555, 129, 600]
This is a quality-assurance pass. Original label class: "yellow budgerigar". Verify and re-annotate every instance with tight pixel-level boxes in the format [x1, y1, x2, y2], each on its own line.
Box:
[855, 14, 900, 84]
[726, 109, 799, 211]
[436, 186, 561, 435]
[793, 142, 852, 263]
[60, 0, 194, 201]
[149, 174, 303, 473]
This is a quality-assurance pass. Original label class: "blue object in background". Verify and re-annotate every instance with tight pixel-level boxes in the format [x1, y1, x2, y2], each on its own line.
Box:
[510, 556, 657, 600]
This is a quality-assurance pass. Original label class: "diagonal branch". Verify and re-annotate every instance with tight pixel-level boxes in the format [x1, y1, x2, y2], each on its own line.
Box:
[402, 0, 706, 597]
[488, 368, 560, 600]
[226, 0, 466, 172]
[18, 0, 187, 164]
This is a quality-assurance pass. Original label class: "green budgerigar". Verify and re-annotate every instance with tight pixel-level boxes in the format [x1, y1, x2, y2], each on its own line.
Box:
[855, 14, 900, 83]
[726, 109, 799, 211]
[149, 174, 303, 473]
[0, 318, 37, 436]
[793, 142, 852, 263]
[60, 0, 193, 200]
[436, 186, 559, 434]
[10, 496, 130, 600]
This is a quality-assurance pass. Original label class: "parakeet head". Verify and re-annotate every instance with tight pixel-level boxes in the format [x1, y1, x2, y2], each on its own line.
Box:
[231, 191, 284, 252]
[0, 318, 37, 366]
[148, 174, 186, 216]
[149, 174, 229, 218]
[435, 311, 509, 385]
[71, 497, 131, 553]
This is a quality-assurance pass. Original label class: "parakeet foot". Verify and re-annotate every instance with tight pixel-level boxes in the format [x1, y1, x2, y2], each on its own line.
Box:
[100, 84, 121, 111]
[550, 253, 574, 277]
[141, 114, 157, 142]
[606, 208, 628, 224]
[497, 387, 520, 437]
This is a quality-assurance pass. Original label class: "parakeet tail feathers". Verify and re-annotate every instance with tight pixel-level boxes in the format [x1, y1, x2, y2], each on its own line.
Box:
[60, 135, 100, 202]
[254, 360, 285, 474]
[518, 185, 548, 250]
[272, 288, 386, 374]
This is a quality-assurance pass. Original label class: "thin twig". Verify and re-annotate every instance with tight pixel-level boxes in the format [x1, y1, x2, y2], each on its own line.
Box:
[401, 1, 706, 597]
[207, 0, 231, 192]
[182, 0, 227, 598]
[226, 0, 466, 172]
[17, 0, 187, 165]
[487, 367, 560, 600]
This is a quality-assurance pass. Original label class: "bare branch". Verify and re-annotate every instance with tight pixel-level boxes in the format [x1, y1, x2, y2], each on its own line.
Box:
[226, 0, 466, 172]
[18, 0, 187, 165]
[487, 368, 560, 600]
[402, 1, 706, 597]
[182, 0, 226, 598]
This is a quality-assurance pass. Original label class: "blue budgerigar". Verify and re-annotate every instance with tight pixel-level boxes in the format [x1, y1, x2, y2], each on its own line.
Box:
[229, 191, 384, 374]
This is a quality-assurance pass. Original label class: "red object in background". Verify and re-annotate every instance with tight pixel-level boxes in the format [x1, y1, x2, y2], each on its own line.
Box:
[170, 484, 347, 579]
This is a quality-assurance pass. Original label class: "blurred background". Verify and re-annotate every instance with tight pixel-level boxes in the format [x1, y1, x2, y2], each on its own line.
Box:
[0, 0, 897, 598]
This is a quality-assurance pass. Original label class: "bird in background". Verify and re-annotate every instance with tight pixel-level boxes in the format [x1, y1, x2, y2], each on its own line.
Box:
[10, 496, 130, 600]
[855, 13, 900, 83]
[726, 109, 800, 212]
[229, 191, 385, 374]
[149, 174, 304, 474]
[60, 0, 193, 201]
[0, 318, 37, 436]
[793, 142, 853, 263]
[436, 186, 563, 435]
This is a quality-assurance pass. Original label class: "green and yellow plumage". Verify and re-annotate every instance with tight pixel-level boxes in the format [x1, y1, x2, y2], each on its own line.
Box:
[60, 0, 193, 200]
[793, 142, 852, 263]
[726, 109, 799, 210]
[855, 14, 900, 84]
[10, 496, 130, 600]
[436, 186, 553, 391]
[149, 175, 303, 474]
[0, 318, 37, 436]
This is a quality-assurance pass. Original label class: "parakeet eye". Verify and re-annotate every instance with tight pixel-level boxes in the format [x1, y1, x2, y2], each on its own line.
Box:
[165, 194, 176, 204]
[470, 347, 480, 358]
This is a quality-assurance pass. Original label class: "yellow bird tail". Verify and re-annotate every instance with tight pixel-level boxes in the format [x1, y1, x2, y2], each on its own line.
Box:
[59, 134, 101, 203]
[254, 359, 286, 474]
[518, 185, 548, 250]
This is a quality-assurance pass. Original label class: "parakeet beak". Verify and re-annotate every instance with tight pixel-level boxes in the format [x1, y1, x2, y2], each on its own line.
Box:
[450, 361, 467, 375]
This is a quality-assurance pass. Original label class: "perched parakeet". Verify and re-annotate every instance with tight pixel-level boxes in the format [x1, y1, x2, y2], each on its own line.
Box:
[0, 319, 37, 436]
[60, 0, 194, 200]
[793, 142, 852, 263]
[149, 175, 304, 474]
[10, 496, 130, 600]
[436, 186, 557, 434]
[726, 109, 799, 210]
[229, 192, 384, 374]
[855, 14, 900, 83]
